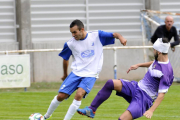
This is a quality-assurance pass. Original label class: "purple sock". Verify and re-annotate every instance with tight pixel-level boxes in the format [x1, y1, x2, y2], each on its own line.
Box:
[89, 79, 114, 112]
[118, 118, 121, 120]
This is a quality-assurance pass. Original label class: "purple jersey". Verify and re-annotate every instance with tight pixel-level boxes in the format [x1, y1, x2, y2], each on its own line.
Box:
[138, 60, 174, 100]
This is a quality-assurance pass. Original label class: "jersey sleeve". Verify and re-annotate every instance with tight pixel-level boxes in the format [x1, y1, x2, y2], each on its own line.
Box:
[59, 42, 72, 60]
[171, 27, 180, 47]
[98, 30, 115, 46]
[158, 73, 173, 93]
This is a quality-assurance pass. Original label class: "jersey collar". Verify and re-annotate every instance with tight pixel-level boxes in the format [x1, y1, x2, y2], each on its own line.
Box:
[80, 33, 88, 41]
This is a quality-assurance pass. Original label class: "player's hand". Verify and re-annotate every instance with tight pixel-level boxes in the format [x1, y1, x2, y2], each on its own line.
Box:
[127, 65, 139, 74]
[120, 37, 127, 46]
[143, 110, 153, 119]
[171, 47, 175, 52]
[61, 74, 68, 81]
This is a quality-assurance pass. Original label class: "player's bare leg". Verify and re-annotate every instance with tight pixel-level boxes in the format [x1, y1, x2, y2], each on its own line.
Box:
[112, 79, 123, 92]
[64, 88, 86, 120]
[57, 92, 70, 101]
[74, 87, 86, 100]
[118, 110, 133, 120]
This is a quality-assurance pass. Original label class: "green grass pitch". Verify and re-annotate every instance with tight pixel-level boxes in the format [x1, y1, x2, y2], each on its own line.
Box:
[0, 81, 180, 120]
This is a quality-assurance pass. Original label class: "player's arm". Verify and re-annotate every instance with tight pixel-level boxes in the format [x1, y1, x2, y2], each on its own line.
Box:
[127, 61, 153, 73]
[143, 93, 165, 119]
[170, 28, 180, 47]
[98, 30, 127, 46]
[59, 42, 72, 81]
[113, 33, 127, 46]
[61, 59, 69, 81]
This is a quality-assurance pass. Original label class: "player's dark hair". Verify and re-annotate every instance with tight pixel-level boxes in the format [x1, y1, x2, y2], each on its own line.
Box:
[70, 19, 84, 31]
[162, 38, 168, 55]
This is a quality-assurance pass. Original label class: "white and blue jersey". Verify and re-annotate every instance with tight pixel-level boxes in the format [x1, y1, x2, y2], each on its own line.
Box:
[59, 30, 115, 78]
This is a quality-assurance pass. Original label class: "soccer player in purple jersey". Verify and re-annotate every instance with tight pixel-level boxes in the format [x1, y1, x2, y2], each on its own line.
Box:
[77, 38, 174, 120]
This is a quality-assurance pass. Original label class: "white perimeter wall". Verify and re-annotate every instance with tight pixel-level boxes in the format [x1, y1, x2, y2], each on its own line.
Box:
[30, 0, 146, 82]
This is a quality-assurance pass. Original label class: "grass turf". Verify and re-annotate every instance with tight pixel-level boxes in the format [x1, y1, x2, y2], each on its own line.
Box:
[0, 81, 180, 120]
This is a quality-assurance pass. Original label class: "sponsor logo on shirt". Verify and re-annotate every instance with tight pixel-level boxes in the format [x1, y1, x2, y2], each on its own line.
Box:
[152, 64, 156, 69]
[81, 50, 94, 58]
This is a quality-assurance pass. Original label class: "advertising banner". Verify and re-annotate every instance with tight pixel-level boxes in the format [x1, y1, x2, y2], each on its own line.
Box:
[0, 55, 30, 88]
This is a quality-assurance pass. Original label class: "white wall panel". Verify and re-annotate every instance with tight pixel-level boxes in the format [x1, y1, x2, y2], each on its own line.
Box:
[31, 0, 144, 42]
[31, 0, 86, 41]
[0, 0, 16, 42]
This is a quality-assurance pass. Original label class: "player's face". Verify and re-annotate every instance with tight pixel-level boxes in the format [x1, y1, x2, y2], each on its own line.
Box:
[70, 25, 84, 40]
[165, 17, 174, 30]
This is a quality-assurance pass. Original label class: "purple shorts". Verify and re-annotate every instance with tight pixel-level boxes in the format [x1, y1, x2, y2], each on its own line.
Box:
[116, 79, 153, 119]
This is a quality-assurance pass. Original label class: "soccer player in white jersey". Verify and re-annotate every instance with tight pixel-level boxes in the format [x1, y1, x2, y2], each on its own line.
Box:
[77, 38, 174, 120]
[43, 19, 127, 120]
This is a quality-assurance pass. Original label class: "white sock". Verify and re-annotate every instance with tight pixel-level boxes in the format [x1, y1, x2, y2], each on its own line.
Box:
[64, 99, 81, 120]
[44, 95, 61, 118]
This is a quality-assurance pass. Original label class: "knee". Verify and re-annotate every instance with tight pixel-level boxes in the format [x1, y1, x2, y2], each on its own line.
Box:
[104, 79, 114, 90]
[75, 92, 84, 101]
[57, 93, 69, 101]
[75, 88, 86, 101]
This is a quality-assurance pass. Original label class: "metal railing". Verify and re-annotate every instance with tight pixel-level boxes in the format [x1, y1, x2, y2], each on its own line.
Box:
[1, 45, 180, 79]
